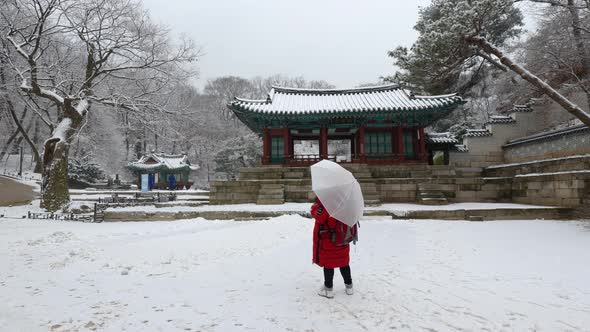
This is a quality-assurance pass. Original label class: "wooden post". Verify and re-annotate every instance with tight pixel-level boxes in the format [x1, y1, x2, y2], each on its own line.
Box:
[419, 126, 427, 162]
[320, 127, 328, 160]
[262, 128, 270, 165]
[283, 128, 290, 164]
[412, 128, 419, 161]
[358, 125, 366, 162]
[397, 126, 404, 161]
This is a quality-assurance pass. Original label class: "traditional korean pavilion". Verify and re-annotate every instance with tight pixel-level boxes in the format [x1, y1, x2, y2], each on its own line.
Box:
[127, 152, 198, 189]
[229, 84, 464, 165]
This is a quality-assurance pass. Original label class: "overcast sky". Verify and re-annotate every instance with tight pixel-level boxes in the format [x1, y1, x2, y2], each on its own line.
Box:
[141, 0, 434, 90]
[141, 0, 537, 91]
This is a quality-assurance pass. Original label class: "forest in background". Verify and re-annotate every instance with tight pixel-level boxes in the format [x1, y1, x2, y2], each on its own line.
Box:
[1, 0, 589, 209]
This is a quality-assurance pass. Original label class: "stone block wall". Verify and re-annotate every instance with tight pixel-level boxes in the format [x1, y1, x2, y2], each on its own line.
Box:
[485, 155, 590, 177]
[211, 160, 590, 208]
[511, 172, 590, 207]
[503, 127, 590, 164]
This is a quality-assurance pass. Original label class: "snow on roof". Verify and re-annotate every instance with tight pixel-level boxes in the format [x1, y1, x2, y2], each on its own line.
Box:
[230, 84, 463, 115]
[464, 129, 493, 138]
[510, 104, 533, 113]
[128, 152, 198, 172]
[488, 115, 516, 124]
[426, 132, 458, 145]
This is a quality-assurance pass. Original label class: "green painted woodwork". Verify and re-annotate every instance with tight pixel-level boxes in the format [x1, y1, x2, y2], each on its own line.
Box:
[365, 131, 392, 156]
[403, 131, 415, 159]
[231, 103, 462, 134]
[270, 136, 284, 163]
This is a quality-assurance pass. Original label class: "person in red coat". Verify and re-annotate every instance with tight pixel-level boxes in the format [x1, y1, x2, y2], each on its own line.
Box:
[311, 198, 353, 298]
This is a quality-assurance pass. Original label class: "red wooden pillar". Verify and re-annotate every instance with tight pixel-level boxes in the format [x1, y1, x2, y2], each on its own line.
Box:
[319, 127, 328, 159]
[419, 125, 427, 162]
[283, 128, 291, 163]
[412, 127, 419, 161]
[262, 128, 270, 165]
[358, 125, 366, 162]
[397, 126, 404, 161]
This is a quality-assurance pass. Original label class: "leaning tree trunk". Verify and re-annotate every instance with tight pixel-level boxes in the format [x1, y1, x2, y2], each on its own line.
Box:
[466, 36, 590, 128]
[41, 99, 83, 212]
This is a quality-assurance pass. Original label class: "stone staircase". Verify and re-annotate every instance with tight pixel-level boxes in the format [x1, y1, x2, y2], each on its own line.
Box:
[360, 182, 380, 205]
[417, 183, 448, 205]
[257, 183, 285, 205]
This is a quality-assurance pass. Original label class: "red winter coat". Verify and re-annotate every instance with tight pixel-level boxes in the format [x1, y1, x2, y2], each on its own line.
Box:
[311, 200, 350, 268]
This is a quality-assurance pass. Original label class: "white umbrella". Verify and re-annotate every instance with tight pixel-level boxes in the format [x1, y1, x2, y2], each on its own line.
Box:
[310, 160, 365, 227]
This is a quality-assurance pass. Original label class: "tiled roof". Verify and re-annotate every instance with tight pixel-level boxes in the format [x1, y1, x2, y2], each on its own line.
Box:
[488, 115, 516, 124]
[426, 132, 458, 145]
[464, 129, 493, 137]
[510, 104, 533, 113]
[503, 124, 589, 148]
[128, 153, 198, 172]
[453, 144, 469, 152]
[230, 84, 463, 115]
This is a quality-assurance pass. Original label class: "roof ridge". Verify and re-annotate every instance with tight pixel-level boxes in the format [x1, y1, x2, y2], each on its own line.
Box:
[270, 83, 400, 95]
[233, 97, 268, 103]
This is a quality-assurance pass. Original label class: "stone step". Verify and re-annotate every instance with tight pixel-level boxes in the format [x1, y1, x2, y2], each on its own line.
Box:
[257, 194, 285, 199]
[418, 183, 448, 191]
[364, 199, 381, 206]
[456, 168, 483, 177]
[260, 188, 284, 195]
[256, 198, 285, 205]
[259, 184, 285, 189]
[419, 191, 446, 198]
[410, 170, 431, 177]
[418, 197, 448, 205]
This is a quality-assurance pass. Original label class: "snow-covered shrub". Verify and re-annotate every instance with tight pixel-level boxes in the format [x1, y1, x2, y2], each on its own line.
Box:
[68, 157, 106, 184]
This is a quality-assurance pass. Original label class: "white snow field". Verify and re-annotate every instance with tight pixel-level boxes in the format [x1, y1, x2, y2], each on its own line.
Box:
[1, 215, 590, 331]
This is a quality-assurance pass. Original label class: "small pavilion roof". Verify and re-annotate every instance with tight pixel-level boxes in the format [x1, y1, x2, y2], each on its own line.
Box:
[128, 152, 199, 173]
[229, 84, 464, 132]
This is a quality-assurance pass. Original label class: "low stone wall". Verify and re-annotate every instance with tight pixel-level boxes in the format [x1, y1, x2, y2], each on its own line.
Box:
[210, 179, 314, 204]
[450, 151, 504, 168]
[210, 163, 590, 208]
[485, 155, 590, 177]
[503, 125, 590, 164]
[511, 171, 590, 207]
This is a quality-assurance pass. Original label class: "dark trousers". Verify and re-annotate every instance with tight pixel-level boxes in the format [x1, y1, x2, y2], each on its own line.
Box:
[323, 265, 352, 288]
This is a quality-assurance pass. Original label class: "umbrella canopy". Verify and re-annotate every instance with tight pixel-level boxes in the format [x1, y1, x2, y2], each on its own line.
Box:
[310, 160, 365, 227]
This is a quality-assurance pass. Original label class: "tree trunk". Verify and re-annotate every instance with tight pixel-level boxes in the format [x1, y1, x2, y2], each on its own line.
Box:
[5, 102, 43, 174]
[567, 0, 590, 76]
[0, 102, 29, 160]
[41, 100, 83, 212]
[0, 129, 19, 162]
[466, 35, 590, 127]
[567, 0, 590, 110]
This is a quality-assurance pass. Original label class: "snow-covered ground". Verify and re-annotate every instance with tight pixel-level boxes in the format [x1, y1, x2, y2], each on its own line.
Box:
[105, 202, 556, 214]
[1, 214, 589, 331]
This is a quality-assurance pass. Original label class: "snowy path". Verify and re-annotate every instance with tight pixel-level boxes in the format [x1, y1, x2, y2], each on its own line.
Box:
[1, 216, 590, 331]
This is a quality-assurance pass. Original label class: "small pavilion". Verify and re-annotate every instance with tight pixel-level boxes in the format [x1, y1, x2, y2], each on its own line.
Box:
[127, 152, 198, 189]
[229, 84, 464, 165]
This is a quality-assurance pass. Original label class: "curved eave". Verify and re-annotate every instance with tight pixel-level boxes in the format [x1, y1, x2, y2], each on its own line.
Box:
[127, 164, 192, 173]
[229, 98, 464, 133]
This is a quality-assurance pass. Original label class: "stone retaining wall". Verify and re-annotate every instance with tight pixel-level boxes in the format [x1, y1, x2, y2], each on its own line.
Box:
[210, 163, 590, 209]
[511, 172, 590, 207]
[485, 155, 590, 178]
[503, 126, 590, 164]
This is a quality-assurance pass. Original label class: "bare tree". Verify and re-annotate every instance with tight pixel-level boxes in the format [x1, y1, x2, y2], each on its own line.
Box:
[0, 0, 198, 211]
